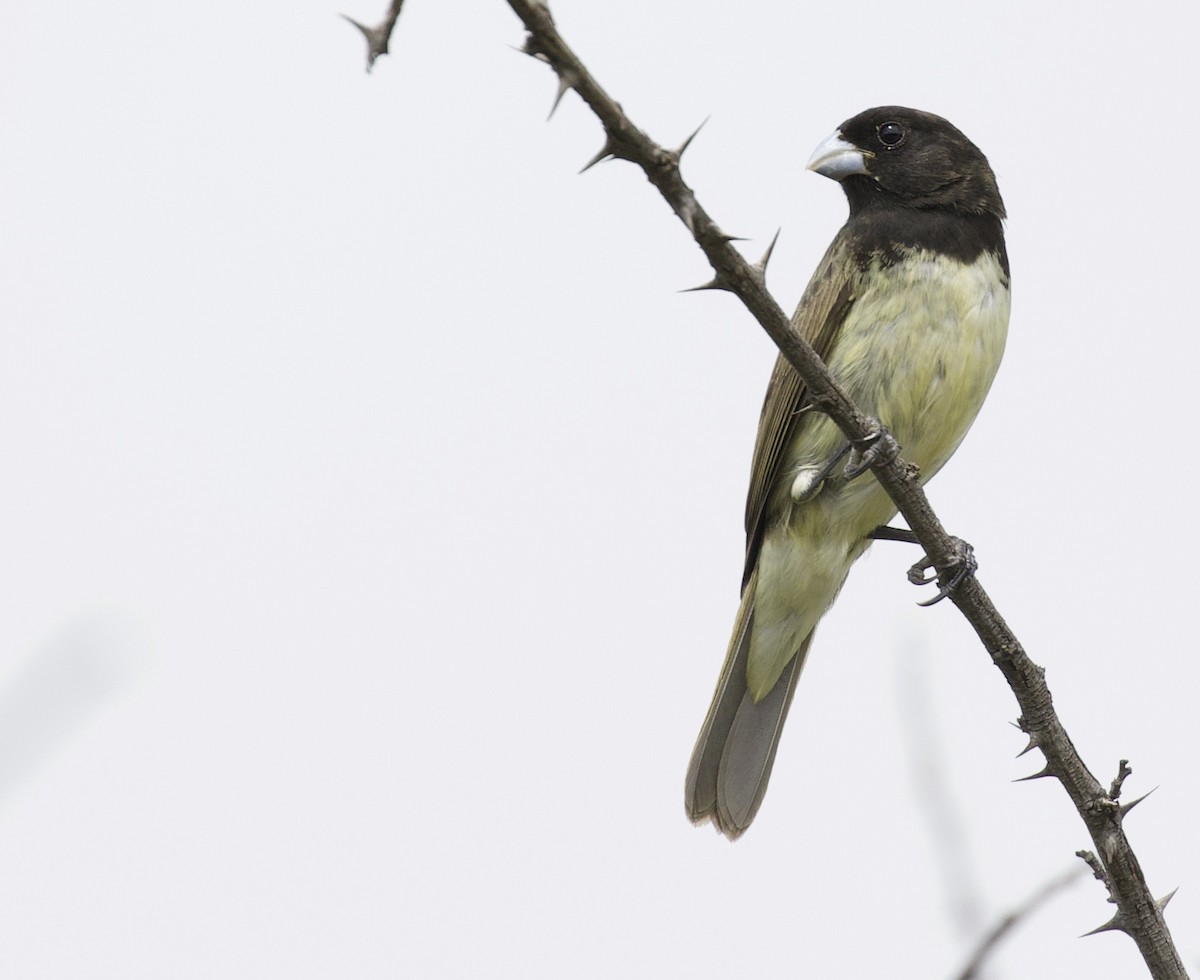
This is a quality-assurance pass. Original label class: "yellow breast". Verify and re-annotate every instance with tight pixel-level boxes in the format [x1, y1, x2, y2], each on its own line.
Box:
[835, 248, 1010, 476]
[745, 249, 1010, 699]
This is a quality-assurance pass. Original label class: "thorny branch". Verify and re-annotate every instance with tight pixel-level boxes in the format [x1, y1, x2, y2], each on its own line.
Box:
[341, 2, 1187, 975]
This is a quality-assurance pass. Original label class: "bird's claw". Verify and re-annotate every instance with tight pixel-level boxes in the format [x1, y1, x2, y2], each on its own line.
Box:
[908, 537, 977, 606]
[843, 419, 899, 481]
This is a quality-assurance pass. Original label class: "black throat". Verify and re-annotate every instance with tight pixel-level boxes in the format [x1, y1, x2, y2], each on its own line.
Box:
[840, 174, 1009, 277]
[845, 202, 1008, 279]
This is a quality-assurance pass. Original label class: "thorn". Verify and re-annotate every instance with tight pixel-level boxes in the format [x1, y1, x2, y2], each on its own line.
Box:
[680, 274, 735, 294]
[579, 138, 617, 173]
[340, 14, 389, 72]
[673, 197, 741, 245]
[1013, 763, 1056, 782]
[754, 229, 781, 278]
[673, 117, 710, 160]
[805, 392, 837, 416]
[547, 69, 580, 119]
[1120, 786, 1158, 817]
[1157, 887, 1179, 912]
[1016, 734, 1041, 758]
[1081, 912, 1128, 937]
[514, 39, 550, 64]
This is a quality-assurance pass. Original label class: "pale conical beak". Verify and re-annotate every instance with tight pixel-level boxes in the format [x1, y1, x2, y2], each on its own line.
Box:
[806, 132, 869, 181]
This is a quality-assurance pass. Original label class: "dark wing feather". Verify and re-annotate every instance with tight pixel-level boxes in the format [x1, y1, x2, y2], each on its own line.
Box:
[686, 231, 860, 833]
[741, 232, 857, 589]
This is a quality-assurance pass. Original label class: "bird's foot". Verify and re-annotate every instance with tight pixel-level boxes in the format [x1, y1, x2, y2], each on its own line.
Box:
[843, 419, 899, 480]
[908, 537, 977, 607]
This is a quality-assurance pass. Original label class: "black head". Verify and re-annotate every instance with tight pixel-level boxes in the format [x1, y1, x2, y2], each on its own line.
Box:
[809, 106, 1005, 220]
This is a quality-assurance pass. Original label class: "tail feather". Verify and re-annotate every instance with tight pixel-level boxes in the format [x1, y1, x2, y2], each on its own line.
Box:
[685, 569, 813, 839]
[715, 643, 807, 836]
[684, 580, 755, 824]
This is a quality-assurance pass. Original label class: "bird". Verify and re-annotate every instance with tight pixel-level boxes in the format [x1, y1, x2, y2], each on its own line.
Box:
[685, 107, 1010, 839]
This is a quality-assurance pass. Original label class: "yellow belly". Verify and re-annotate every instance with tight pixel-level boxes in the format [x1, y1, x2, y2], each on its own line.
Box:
[745, 249, 1010, 699]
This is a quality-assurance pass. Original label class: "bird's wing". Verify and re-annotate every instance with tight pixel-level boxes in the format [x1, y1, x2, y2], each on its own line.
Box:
[741, 232, 857, 588]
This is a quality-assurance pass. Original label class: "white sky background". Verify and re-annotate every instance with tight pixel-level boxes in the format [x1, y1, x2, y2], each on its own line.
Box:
[1, 0, 1197, 976]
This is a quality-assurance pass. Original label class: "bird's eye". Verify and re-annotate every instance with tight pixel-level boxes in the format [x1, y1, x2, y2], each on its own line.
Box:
[877, 122, 905, 147]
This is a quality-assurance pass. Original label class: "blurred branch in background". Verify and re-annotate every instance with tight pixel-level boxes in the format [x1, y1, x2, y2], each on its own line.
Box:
[896, 637, 986, 938]
[953, 865, 1086, 980]
[897, 642, 1086, 977]
[337, 2, 1188, 976]
[0, 616, 142, 810]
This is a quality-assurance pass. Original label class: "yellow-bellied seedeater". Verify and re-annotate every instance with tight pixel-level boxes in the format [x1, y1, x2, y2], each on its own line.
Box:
[686, 107, 1010, 839]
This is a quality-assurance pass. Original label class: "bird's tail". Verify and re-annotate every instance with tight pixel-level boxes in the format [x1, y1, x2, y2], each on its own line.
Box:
[684, 570, 813, 839]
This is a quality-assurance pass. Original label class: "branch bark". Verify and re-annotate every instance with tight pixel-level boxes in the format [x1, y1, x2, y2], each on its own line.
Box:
[343, 3, 1188, 975]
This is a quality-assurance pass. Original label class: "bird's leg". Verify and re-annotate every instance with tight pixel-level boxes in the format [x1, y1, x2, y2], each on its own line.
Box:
[842, 418, 976, 604]
[843, 417, 900, 480]
[907, 537, 978, 607]
[867, 527, 978, 606]
[867, 526, 919, 544]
